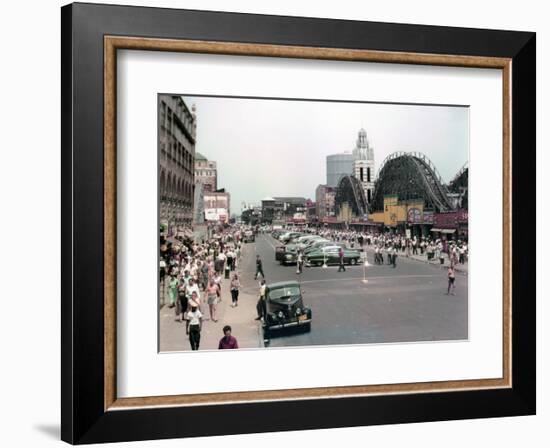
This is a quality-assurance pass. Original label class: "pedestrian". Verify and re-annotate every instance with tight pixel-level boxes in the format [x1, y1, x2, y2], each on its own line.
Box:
[296, 250, 303, 274]
[218, 325, 239, 349]
[255, 279, 267, 320]
[206, 279, 219, 322]
[159, 257, 167, 284]
[226, 248, 234, 271]
[213, 271, 223, 301]
[391, 245, 397, 268]
[230, 273, 240, 307]
[185, 297, 203, 351]
[167, 274, 179, 307]
[200, 261, 209, 291]
[446, 266, 456, 295]
[186, 278, 201, 307]
[214, 252, 224, 274]
[338, 246, 346, 272]
[255, 254, 265, 279]
[176, 283, 188, 322]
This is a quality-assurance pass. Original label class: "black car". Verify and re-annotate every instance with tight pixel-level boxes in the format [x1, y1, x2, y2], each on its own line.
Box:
[275, 245, 287, 262]
[262, 281, 312, 338]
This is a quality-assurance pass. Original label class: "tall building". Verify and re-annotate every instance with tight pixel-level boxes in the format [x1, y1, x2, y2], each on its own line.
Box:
[352, 128, 375, 203]
[326, 128, 376, 194]
[326, 152, 355, 187]
[315, 184, 336, 219]
[194, 152, 217, 192]
[158, 95, 196, 232]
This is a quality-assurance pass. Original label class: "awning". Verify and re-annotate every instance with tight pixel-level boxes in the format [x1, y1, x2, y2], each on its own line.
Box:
[430, 228, 456, 233]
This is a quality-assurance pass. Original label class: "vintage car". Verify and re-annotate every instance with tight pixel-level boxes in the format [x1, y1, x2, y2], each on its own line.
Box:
[243, 230, 255, 243]
[279, 231, 303, 244]
[303, 240, 336, 254]
[262, 281, 312, 337]
[305, 246, 361, 266]
[275, 245, 286, 262]
[275, 244, 305, 265]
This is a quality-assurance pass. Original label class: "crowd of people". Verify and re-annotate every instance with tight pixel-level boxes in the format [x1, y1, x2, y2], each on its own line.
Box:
[161, 223, 468, 350]
[276, 226, 468, 268]
[160, 224, 247, 351]
[269, 224, 468, 293]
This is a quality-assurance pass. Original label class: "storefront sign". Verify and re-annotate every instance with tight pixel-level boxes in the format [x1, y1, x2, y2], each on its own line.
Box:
[407, 207, 422, 224]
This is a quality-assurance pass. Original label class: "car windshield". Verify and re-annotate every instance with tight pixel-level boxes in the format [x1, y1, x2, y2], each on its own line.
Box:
[269, 286, 301, 300]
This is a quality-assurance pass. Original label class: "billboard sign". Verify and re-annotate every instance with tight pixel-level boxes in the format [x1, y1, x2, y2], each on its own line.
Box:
[205, 208, 228, 222]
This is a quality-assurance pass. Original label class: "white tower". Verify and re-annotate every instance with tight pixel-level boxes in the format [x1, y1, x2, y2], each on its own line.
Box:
[352, 128, 375, 204]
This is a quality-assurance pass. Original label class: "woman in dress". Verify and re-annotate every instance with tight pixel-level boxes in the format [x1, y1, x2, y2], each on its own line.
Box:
[167, 275, 179, 307]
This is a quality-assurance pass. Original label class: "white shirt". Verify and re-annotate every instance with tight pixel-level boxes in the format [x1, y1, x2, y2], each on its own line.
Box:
[187, 310, 202, 325]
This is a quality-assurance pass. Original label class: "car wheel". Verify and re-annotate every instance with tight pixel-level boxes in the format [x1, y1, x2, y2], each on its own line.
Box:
[303, 322, 311, 332]
[350, 258, 357, 265]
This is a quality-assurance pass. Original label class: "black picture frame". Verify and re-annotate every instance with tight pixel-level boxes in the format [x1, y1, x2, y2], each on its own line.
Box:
[61, 2, 536, 444]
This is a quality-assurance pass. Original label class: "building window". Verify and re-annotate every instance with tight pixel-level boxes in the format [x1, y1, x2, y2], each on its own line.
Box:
[367, 189, 371, 203]
[367, 167, 371, 183]
[360, 167, 364, 182]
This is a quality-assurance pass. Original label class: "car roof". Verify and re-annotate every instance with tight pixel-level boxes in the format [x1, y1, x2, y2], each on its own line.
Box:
[267, 280, 300, 289]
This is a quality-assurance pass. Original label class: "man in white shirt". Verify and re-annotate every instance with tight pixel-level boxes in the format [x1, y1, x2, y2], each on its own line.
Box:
[186, 295, 203, 351]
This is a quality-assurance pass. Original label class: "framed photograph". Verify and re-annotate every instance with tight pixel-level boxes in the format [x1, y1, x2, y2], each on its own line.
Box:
[61, 2, 536, 444]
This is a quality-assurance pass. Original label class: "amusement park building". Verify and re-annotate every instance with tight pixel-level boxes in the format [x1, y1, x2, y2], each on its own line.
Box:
[367, 152, 468, 237]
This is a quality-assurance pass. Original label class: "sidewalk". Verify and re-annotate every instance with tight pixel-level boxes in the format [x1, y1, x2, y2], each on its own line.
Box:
[159, 243, 263, 352]
[404, 252, 468, 274]
[359, 245, 468, 275]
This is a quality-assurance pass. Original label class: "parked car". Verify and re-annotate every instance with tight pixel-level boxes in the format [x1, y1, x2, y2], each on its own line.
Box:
[279, 244, 300, 265]
[243, 230, 255, 243]
[275, 245, 287, 262]
[272, 229, 284, 240]
[279, 232, 302, 244]
[299, 237, 328, 250]
[305, 246, 361, 266]
[303, 240, 336, 254]
[262, 281, 312, 338]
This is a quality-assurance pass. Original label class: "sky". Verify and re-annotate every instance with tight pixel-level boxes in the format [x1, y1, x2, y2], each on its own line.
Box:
[181, 95, 469, 213]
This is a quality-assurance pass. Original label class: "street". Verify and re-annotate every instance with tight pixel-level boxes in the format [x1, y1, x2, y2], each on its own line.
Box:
[160, 233, 468, 351]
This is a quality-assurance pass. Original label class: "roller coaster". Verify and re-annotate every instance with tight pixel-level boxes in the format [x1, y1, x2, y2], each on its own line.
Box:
[335, 175, 369, 218]
[370, 151, 454, 213]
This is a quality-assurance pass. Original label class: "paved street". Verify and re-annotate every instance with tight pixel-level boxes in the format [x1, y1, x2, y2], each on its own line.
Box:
[252, 234, 467, 348]
[160, 233, 468, 351]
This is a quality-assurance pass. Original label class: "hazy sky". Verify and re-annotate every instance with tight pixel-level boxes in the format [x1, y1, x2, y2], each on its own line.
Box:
[181, 95, 469, 212]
